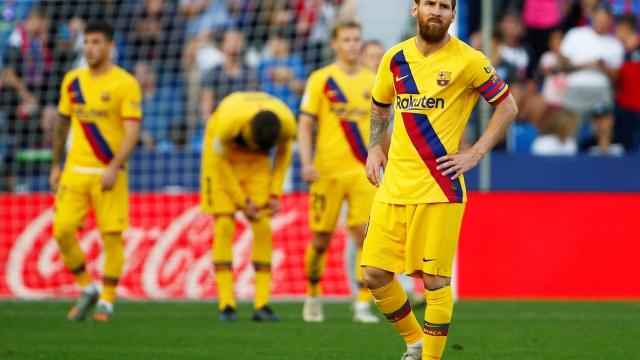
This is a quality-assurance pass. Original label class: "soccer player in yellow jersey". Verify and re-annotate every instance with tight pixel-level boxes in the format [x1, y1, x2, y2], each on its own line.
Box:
[298, 20, 380, 323]
[361, 1, 518, 359]
[201, 92, 296, 322]
[49, 21, 142, 322]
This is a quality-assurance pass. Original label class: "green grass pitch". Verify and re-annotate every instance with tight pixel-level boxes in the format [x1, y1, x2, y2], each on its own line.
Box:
[1, 300, 638, 359]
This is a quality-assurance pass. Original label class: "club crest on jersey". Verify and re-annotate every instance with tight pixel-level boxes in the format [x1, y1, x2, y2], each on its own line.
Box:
[437, 71, 451, 87]
[101, 91, 110, 102]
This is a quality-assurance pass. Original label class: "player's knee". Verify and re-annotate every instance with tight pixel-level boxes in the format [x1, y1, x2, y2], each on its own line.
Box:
[311, 232, 332, 253]
[349, 224, 367, 247]
[423, 273, 451, 291]
[52, 222, 77, 245]
[362, 266, 393, 290]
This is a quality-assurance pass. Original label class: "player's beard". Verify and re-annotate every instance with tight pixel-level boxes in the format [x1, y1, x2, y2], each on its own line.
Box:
[418, 18, 450, 43]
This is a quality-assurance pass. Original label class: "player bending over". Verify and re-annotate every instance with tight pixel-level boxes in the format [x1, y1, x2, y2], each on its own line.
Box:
[201, 92, 296, 322]
[298, 19, 382, 324]
[362, 1, 518, 359]
[50, 21, 142, 322]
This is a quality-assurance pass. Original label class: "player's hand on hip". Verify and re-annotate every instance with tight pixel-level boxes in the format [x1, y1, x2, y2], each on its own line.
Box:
[436, 149, 483, 180]
[301, 164, 319, 183]
[101, 165, 118, 191]
[49, 165, 61, 193]
[243, 199, 260, 221]
[268, 195, 280, 216]
[366, 145, 387, 187]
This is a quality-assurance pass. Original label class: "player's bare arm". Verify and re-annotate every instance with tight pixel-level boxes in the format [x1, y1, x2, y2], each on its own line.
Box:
[365, 101, 391, 187]
[101, 120, 141, 191]
[437, 93, 518, 180]
[269, 139, 293, 215]
[49, 113, 71, 192]
[297, 113, 319, 183]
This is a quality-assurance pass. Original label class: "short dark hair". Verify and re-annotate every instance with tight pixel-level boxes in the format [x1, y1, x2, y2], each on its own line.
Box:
[414, 0, 456, 10]
[617, 14, 637, 29]
[331, 19, 362, 39]
[85, 21, 114, 41]
[252, 111, 281, 152]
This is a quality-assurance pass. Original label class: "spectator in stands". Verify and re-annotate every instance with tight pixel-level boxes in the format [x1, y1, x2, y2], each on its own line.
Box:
[258, 32, 305, 115]
[614, 14, 640, 152]
[200, 28, 258, 122]
[180, 0, 232, 39]
[361, 40, 385, 73]
[563, 0, 598, 31]
[0, 0, 37, 50]
[522, 0, 563, 69]
[559, 4, 624, 138]
[580, 103, 625, 156]
[610, 0, 640, 17]
[135, 62, 184, 150]
[539, 29, 569, 108]
[1, 7, 53, 148]
[243, 0, 296, 49]
[124, 0, 184, 73]
[494, 11, 545, 126]
[532, 109, 578, 156]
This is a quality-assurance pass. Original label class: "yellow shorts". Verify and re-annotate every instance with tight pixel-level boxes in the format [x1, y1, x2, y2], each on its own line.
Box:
[201, 156, 271, 215]
[361, 201, 466, 277]
[309, 173, 375, 233]
[53, 169, 129, 233]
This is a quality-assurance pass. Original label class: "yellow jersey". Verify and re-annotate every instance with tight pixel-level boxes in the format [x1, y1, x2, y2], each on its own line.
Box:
[372, 36, 510, 204]
[300, 63, 375, 177]
[202, 92, 297, 206]
[58, 66, 142, 169]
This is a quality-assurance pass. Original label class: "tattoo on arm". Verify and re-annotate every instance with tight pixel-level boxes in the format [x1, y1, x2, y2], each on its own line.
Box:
[369, 103, 390, 149]
[52, 115, 70, 166]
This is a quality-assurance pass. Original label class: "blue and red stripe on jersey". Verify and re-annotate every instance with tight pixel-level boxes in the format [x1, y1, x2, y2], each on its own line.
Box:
[79, 122, 114, 164]
[68, 78, 86, 104]
[478, 74, 510, 105]
[339, 120, 368, 165]
[402, 112, 464, 203]
[423, 321, 449, 336]
[324, 77, 348, 103]
[324, 77, 368, 164]
[384, 300, 413, 323]
[390, 50, 420, 95]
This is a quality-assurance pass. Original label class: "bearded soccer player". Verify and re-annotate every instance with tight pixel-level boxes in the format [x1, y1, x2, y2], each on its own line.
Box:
[50, 21, 142, 322]
[201, 92, 296, 322]
[298, 20, 380, 323]
[361, 1, 518, 359]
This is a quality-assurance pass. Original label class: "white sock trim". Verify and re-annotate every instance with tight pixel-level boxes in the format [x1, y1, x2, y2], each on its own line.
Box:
[407, 339, 423, 349]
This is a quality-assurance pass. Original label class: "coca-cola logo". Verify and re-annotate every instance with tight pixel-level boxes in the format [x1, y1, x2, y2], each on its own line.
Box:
[1, 193, 352, 299]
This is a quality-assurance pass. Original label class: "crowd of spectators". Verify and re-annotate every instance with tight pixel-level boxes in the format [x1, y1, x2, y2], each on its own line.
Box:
[0, 0, 638, 190]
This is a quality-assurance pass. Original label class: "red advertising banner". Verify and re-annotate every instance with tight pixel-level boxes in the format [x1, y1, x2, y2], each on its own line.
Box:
[1, 192, 639, 300]
[0, 193, 349, 300]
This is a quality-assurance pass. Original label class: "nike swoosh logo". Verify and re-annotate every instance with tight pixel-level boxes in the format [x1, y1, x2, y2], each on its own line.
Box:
[423, 258, 436, 262]
[395, 75, 409, 82]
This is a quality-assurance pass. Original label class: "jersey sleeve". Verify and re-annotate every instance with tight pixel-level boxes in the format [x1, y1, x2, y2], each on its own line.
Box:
[371, 49, 395, 107]
[468, 52, 510, 106]
[58, 72, 72, 117]
[120, 77, 143, 121]
[299, 71, 322, 118]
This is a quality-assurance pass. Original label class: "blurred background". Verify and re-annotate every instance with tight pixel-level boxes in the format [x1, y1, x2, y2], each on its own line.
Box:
[0, 0, 639, 302]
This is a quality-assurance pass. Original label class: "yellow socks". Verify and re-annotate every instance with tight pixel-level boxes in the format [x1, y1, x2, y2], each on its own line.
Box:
[371, 279, 423, 345]
[100, 232, 124, 303]
[423, 286, 454, 359]
[213, 216, 236, 310]
[251, 215, 273, 309]
[355, 249, 370, 302]
[53, 224, 88, 287]
[70, 264, 91, 288]
[304, 244, 326, 297]
[253, 263, 271, 309]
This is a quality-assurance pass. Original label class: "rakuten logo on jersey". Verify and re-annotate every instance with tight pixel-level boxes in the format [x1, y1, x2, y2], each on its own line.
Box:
[396, 95, 445, 111]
